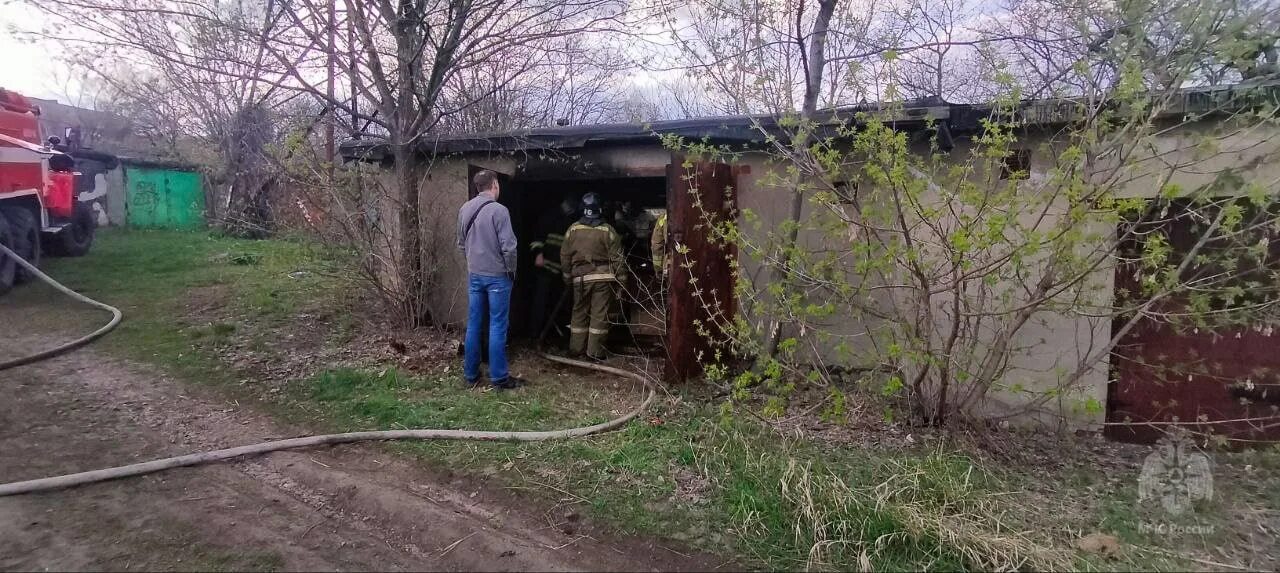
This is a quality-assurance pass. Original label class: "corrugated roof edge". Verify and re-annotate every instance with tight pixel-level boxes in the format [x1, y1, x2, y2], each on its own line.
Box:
[69, 148, 120, 169]
[339, 80, 1280, 163]
[117, 156, 204, 171]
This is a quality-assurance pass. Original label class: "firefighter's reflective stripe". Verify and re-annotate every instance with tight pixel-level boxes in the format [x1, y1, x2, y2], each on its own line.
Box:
[566, 223, 616, 238]
[570, 326, 588, 333]
[544, 260, 562, 273]
[651, 213, 668, 272]
[588, 327, 609, 335]
[532, 232, 566, 253]
[563, 221, 625, 296]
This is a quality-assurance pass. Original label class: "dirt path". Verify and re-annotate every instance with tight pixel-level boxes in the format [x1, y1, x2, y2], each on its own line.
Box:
[0, 335, 717, 571]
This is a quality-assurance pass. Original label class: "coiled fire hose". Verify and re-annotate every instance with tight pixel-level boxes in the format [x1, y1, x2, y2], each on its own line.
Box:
[0, 244, 123, 371]
[0, 242, 655, 497]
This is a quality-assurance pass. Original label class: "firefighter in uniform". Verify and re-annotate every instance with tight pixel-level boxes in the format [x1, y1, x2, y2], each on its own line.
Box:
[528, 198, 576, 338]
[561, 193, 626, 359]
[651, 212, 668, 284]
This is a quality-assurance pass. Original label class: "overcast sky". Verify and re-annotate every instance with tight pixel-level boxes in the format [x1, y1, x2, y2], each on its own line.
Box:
[0, 2, 82, 102]
[0, 0, 664, 110]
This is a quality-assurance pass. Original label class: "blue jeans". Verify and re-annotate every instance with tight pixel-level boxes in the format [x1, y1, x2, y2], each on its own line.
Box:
[464, 274, 512, 383]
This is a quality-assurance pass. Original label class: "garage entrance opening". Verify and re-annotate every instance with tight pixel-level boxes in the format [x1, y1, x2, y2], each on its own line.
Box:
[505, 176, 667, 351]
[465, 155, 737, 382]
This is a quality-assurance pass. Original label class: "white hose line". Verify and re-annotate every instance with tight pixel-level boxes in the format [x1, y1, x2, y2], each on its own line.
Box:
[0, 242, 123, 372]
[0, 242, 656, 497]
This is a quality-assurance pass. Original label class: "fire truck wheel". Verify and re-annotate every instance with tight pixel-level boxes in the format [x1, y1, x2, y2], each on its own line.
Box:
[0, 206, 40, 284]
[0, 211, 16, 296]
[57, 201, 96, 257]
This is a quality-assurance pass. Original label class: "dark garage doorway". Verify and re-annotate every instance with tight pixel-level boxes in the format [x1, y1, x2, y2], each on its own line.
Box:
[508, 176, 667, 345]
[466, 156, 739, 383]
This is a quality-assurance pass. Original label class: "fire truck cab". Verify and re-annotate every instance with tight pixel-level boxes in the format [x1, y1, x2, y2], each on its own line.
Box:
[0, 87, 97, 295]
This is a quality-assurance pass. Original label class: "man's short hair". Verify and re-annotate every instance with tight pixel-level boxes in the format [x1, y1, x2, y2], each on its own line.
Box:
[472, 170, 499, 195]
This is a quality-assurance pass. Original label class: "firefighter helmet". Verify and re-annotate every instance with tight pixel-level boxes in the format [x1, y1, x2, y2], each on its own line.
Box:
[581, 192, 603, 219]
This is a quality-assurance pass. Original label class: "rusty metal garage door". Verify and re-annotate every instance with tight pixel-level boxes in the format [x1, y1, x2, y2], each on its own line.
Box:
[1107, 201, 1280, 444]
[664, 158, 738, 382]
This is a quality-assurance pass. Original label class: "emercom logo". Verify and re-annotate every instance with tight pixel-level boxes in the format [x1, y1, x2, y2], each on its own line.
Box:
[1138, 433, 1214, 516]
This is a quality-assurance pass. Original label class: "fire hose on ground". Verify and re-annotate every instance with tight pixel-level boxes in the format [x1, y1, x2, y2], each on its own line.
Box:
[0, 244, 123, 372]
[0, 242, 655, 497]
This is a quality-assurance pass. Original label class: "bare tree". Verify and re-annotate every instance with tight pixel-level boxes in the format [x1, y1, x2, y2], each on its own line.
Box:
[658, 0, 891, 115]
[618, 76, 722, 120]
[434, 37, 632, 132]
[23, 0, 640, 324]
[256, 0, 639, 324]
[24, 0, 295, 235]
[982, 0, 1280, 98]
[893, 0, 985, 102]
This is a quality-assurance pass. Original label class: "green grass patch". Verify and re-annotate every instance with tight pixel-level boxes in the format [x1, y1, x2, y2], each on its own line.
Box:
[17, 228, 347, 385]
[13, 229, 1250, 571]
[286, 366, 1063, 570]
[306, 368, 563, 430]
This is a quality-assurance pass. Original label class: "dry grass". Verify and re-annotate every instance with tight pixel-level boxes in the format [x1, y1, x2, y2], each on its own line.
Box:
[773, 455, 1069, 571]
[689, 423, 1072, 571]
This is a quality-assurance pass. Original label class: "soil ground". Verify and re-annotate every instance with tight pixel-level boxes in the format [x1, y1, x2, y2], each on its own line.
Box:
[4, 230, 1277, 572]
[0, 331, 721, 571]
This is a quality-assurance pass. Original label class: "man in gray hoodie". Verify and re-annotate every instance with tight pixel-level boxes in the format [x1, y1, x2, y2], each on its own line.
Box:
[456, 170, 522, 389]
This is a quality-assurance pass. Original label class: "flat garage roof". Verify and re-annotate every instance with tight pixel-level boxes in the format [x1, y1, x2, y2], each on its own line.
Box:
[338, 81, 1279, 163]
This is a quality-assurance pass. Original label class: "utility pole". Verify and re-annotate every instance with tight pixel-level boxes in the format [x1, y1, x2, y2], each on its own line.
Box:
[326, 0, 336, 180]
[347, 4, 358, 138]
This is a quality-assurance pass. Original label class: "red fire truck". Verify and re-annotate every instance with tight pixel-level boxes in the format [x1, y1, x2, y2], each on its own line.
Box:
[0, 87, 97, 295]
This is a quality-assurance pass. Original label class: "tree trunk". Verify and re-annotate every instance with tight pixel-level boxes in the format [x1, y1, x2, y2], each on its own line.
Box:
[761, 0, 840, 360]
[393, 141, 426, 326]
[390, 0, 430, 327]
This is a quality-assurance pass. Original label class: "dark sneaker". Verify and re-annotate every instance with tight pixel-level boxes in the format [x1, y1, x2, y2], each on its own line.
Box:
[464, 377, 482, 389]
[489, 375, 527, 391]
